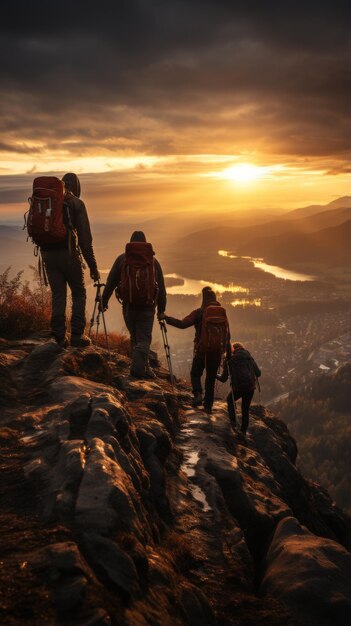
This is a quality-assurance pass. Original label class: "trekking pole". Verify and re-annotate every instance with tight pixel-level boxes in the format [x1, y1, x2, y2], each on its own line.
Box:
[89, 281, 111, 360]
[159, 320, 175, 389]
[88, 288, 99, 338]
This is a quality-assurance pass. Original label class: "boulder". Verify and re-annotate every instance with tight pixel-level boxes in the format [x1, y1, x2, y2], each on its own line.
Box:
[261, 516, 351, 626]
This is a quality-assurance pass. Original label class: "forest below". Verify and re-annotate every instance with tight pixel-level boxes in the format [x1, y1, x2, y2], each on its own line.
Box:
[277, 364, 351, 514]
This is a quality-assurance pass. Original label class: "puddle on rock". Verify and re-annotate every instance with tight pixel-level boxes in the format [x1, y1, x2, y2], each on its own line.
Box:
[180, 441, 212, 513]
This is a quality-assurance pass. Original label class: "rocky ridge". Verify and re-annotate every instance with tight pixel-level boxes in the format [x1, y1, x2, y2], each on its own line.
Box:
[0, 338, 351, 626]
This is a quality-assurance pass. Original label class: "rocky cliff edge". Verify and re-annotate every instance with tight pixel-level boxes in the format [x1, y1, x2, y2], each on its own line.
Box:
[1, 339, 351, 626]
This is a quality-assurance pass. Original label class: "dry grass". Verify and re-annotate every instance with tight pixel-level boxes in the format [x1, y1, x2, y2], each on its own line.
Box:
[0, 267, 51, 339]
[93, 331, 130, 356]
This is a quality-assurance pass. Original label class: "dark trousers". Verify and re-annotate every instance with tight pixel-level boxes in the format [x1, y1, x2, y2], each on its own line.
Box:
[191, 351, 221, 408]
[123, 306, 154, 376]
[42, 249, 86, 341]
[227, 387, 255, 433]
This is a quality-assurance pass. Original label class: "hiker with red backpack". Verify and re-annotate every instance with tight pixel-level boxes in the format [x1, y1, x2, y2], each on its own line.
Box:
[26, 173, 100, 348]
[162, 287, 230, 412]
[101, 231, 166, 379]
[217, 342, 261, 434]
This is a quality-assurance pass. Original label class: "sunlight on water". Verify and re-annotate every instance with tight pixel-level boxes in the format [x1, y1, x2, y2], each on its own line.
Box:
[165, 273, 249, 295]
[218, 250, 316, 281]
[231, 298, 261, 307]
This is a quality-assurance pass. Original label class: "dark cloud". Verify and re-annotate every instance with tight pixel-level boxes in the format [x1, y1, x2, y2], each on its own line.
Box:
[0, 1, 350, 160]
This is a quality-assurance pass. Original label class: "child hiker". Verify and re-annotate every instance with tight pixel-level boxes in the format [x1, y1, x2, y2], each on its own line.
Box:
[217, 342, 261, 434]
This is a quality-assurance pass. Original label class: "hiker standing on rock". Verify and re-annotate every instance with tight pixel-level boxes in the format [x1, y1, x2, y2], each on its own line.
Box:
[28, 173, 100, 348]
[101, 231, 166, 379]
[217, 341, 261, 434]
[161, 287, 230, 412]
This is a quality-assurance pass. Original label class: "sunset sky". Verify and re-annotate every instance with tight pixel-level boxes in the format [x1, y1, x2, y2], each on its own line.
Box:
[0, 1, 350, 221]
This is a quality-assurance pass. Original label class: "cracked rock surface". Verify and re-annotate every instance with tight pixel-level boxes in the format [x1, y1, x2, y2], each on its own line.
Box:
[0, 338, 350, 626]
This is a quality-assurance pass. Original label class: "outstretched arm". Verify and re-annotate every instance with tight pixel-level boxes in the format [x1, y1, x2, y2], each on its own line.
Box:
[165, 309, 199, 329]
[217, 360, 229, 383]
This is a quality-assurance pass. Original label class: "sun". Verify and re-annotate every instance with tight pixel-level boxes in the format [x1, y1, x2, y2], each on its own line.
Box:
[220, 163, 266, 183]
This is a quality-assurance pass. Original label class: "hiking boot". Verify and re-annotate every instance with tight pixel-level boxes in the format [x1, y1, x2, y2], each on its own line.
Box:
[70, 334, 92, 348]
[192, 392, 203, 407]
[130, 369, 144, 379]
[203, 404, 212, 414]
[144, 366, 156, 380]
[236, 431, 248, 445]
[56, 336, 69, 349]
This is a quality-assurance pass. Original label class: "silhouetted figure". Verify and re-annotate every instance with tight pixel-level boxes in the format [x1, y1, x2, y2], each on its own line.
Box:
[101, 231, 166, 379]
[163, 287, 230, 412]
[41, 173, 100, 347]
[217, 342, 261, 433]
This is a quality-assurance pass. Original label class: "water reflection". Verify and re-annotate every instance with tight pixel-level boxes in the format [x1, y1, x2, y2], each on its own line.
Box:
[231, 298, 261, 307]
[218, 250, 316, 281]
[165, 272, 248, 295]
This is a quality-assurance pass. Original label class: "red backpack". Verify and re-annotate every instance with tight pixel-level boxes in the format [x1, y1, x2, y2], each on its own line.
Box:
[197, 305, 229, 354]
[26, 176, 68, 246]
[119, 242, 157, 305]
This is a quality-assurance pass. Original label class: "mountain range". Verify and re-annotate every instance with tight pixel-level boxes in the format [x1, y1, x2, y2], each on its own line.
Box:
[1, 196, 351, 275]
[176, 197, 351, 267]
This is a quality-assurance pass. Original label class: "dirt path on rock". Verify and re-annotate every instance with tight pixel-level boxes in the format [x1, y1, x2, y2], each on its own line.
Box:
[171, 403, 292, 626]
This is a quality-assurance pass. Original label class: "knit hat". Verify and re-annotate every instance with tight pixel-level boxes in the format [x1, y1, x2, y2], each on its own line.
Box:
[201, 286, 217, 307]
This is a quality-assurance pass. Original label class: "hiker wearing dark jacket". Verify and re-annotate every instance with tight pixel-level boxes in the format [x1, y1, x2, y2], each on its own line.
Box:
[101, 231, 166, 379]
[163, 287, 230, 412]
[217, 342, 261, 434]
[41, 173, 99, 348]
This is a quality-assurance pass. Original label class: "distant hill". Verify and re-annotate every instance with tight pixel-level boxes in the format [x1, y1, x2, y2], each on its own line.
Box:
[281, 196, 351, 220]
[176, 199, 351, 267]
[239, 218, 351, 265]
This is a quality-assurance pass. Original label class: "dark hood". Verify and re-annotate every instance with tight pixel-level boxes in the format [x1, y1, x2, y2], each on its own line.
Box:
[130, 231, 147, 242]
[62, 173, 81, 198]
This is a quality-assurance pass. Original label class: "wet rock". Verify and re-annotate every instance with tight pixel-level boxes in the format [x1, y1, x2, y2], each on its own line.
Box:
[261, 516, 351, 626]
[83, 533, 140, 597]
